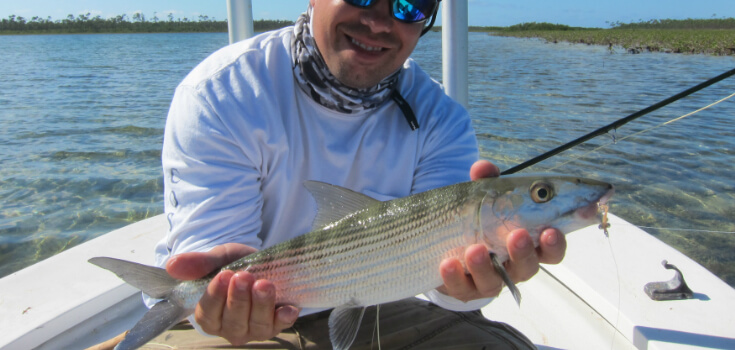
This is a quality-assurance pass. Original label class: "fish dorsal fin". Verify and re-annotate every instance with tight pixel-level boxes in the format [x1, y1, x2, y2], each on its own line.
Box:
[304, 181, 380, 230]
[328, 304, 367, 350]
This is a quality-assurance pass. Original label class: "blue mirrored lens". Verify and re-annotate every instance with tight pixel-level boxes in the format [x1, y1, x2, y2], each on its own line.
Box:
[343, 0, 437, 23]
[393, 0, 430, 22]
[346, 0, 374, 6]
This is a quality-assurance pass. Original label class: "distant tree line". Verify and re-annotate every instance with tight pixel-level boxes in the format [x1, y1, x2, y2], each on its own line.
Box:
[502, 22, 594, 32]
[459, 18, 735, 33]
[0, 13, 294, 34]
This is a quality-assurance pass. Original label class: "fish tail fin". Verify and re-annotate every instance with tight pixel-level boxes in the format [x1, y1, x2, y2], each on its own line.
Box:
[89, 257, 179, 298]
[89, 257, 188, 350]
[490, 253, 522, 306]
[114, 300, 189, 350]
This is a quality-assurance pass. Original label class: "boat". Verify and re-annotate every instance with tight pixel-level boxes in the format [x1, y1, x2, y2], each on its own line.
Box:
[2, 1, 734, 349]
[2, 212, 734, 349]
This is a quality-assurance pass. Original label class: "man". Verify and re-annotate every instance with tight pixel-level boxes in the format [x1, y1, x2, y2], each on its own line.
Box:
[150, 0, 566, 348]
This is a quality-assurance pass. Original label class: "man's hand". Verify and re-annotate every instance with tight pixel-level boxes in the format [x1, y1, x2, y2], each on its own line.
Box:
[166, 243, 300, 345]
[436, 160, 568, 302]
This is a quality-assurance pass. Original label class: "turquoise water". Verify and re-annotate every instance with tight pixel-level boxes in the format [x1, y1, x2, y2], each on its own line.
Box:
[1, 32, 734, 286]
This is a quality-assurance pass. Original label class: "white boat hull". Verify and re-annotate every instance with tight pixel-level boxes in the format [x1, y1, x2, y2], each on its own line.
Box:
[484, 213, 735, 349]
[1, 213, 733, 349]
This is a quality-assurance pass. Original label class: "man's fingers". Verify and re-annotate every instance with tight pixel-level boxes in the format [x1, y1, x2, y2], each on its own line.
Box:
[167, 243, 257, 280]
[247, 280, 277, 341]
[218, 272, 256, 345]
[537, 228, 566, 264]
[470, 160, 500, 181]
[505, 229, 540, 283]
[465, 244, 504, 298]
[195, 270, 234, 335]
[438, 258, 477, 302]
[274, 305, 300, 331]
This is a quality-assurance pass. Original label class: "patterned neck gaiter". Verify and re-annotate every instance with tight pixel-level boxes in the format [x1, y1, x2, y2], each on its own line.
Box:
[291, 6, 400, 114]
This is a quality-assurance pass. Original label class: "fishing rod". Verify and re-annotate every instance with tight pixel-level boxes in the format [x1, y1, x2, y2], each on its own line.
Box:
[501, 67, 735, 175]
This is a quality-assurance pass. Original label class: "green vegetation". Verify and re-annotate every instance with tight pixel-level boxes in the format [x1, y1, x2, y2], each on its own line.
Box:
[608, 17, 735, 30]
[487, 18, 735, 55]
[0, 13, 293, 34]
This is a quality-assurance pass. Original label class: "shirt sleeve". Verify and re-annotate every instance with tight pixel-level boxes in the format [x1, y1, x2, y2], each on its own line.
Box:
[154, 85, 265, 268]
[423, 289, 495, 312]
[408, 78, 479, 195]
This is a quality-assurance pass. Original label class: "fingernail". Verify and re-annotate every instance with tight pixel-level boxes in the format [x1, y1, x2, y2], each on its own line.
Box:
[255, 285, 271, 299]
[545, 231, 558, 246]
[515, 235, 530, 250]
[234, 274, 250, 292]
[471, 253, 485, 265]
[218, 271, 233, 290]
[282, 307, 298, 321]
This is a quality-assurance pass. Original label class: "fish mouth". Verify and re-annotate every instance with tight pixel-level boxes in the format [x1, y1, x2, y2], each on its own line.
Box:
[575, 185, 615, 220]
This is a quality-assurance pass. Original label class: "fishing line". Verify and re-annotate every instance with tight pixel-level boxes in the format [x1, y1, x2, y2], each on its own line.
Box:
[500, 67, 735, 175]
[546, 91, 735, 172]
[370, 304, 382, 350]
[605, 228, 622, 350]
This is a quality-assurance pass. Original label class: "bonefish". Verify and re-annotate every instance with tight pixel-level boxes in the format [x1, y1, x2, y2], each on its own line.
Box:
[90, 174, 613, 350]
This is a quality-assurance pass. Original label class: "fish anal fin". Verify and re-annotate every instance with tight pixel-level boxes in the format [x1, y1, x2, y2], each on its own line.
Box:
[115, 300, 189, 350]
[303, 181, 380, 230]
[328, 304, 367, 350]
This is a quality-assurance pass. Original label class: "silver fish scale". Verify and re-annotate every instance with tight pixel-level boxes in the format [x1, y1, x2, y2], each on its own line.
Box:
[222, 182, 484, 308]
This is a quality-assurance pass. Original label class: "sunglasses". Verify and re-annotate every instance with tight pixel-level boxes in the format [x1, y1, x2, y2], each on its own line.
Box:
[344, 0, 441, 23]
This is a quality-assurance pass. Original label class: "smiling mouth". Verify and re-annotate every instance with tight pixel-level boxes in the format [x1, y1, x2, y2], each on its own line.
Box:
[349, 36, 385, 52]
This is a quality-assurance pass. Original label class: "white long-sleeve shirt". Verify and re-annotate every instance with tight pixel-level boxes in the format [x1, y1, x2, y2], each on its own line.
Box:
[154, 26, 490, 315]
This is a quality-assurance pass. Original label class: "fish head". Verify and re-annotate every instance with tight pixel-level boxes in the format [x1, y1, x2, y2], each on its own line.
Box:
[474, 174, 614, 261]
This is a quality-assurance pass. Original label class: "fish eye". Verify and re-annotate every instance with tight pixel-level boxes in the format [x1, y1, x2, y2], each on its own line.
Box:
[530, 181, 554, 203]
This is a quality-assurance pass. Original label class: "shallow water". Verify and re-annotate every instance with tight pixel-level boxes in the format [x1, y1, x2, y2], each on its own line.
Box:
[1, 32, 734, 286]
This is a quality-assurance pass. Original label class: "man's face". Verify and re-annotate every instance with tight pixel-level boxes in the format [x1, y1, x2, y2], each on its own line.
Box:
[310, 0, 425, 89]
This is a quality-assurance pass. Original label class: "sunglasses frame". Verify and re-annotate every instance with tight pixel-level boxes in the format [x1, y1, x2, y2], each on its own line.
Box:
[344, 0, 442, 24]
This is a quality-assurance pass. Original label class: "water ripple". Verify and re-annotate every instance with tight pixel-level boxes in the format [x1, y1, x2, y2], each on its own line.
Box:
[1, 32, 734, 286]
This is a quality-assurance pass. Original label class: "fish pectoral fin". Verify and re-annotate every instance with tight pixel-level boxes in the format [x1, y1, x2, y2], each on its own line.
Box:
[303, 181, 380, 230]
[328, 304, 367, 350]
[115, 300, 190, 350]
[490, 252, 522, 306]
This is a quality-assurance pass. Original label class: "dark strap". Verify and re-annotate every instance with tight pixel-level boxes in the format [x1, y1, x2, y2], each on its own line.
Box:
[391, 89, 419, 131]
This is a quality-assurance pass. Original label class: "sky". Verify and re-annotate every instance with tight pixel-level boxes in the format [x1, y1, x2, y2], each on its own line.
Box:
[1, 0, 733, 28]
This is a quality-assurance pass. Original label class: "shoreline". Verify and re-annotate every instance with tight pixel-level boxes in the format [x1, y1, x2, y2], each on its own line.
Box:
[486, 29, 735, 56]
